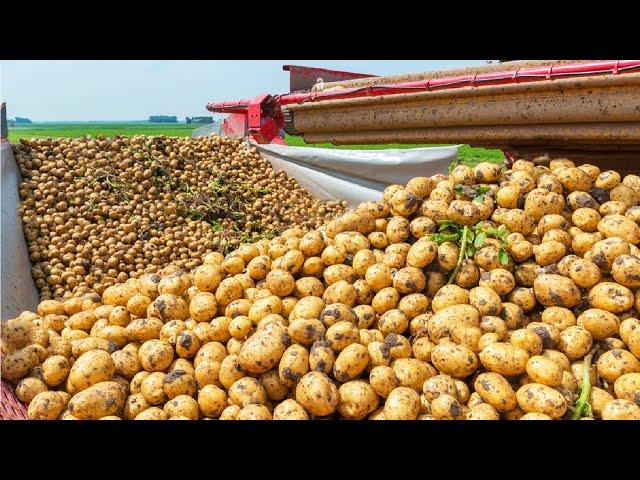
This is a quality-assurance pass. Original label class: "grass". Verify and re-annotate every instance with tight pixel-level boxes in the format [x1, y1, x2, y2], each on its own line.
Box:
[7, 123, 505, 167]
[7, 122, 197, 142]
[284, 135, 505, 166]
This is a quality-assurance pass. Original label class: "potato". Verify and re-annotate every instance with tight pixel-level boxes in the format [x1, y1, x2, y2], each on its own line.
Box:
[238, 322, 290, 374]
[533, 274, 581, 308]
[510, 328, 543, 356]
[322, 343, 367, 383]
[141, 372, 167, 405]
[137, 339, 174, 372]
[336, 380, 379, 420]
[295, 371, 338, 417]
[466, 403, 500, 420]
[1, 347, 40, 381]
[479, 343, 529, 376]
[384, 386, 421, 420]
[596, 349, 640, 383]
[146, 293, 189, 322]
[325, 321, 359, 352]
[431, 343, 479, 378]
[125, 318, 163, 343]
[613, 373, 640, 405]
[130, 371, 150, 394]
[40, 355, 70, 387]
[27, 391, 66, 420]
[575, 308, 619, 340]
[391, 358, 436, 391]
[124, 393, 151, 419]
[469, 286, 502, 317]
[525, 355, 563, 387]
[236, 404, 273, 420]
[135, 407, 168, 420]
[278, 344, 310, 387]
[67, 381, 126, 420]
[308, 340, 336, 374]
[516, 383, 567, 419]
[601, 399, 640, 420]
[479, 269, 515, 296]
[588, 282, 634, 313]
[67, 349, 115, 394]
[273, 399, 310, 420]
[322, 280, 357, 307]
[15, 377, 48, 404]
[473, 372, 517, 412]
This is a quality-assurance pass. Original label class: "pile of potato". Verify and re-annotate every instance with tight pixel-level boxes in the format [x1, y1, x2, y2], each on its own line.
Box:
[3, 157, 640, 420]
[13, 135, 346, 301]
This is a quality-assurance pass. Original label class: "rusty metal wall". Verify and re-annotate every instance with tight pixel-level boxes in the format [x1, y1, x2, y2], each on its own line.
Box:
[313, 60, 592, 91]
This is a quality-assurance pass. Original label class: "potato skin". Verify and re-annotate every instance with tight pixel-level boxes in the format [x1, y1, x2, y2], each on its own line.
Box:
[27, 391, 66, 420]
[588, 282, 634, 313]
[67, 381, 126, 420]
[384, 387, 420, 420]
[337, 380, 379, 420]
[479, 343, 529, 376]
[473, 372, 517, 412]
[333, 343, 369, 383]
[516, 383, 568, 418]
[238, 322, 290, 374]
[295, 371, 338, 417]
[67, 349, 115, 394]
[273, 399, 310, 420]
[533, 274, 581, 308]
[431, 343, 479, 378]
[601, 399, 640, 420]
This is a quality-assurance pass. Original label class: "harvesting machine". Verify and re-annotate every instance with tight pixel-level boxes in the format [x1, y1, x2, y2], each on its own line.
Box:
[206, 60, 640, 172]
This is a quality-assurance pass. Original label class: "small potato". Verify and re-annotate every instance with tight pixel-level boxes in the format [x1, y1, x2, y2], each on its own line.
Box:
[474, 372, 517, 412]
[525, 356, 563, 387]
[67, 349, 115, 394]
[588, 282, 634, 313]
[534, 240, 566, 266]
[614, 373, 640, 405]
[431, 343, 478, 378]
[219, 355, 246, 390]
[27, 391, 66, 420]
[510, 329, 543, 356]
[273, 399, 309, 420]
[431, 393, 464, 420]
[15, 377, 48, 404]
[319, 303, 357, 328]
[295, 371, 338, 417]
[383, 387, 421, 420]
[520, 412, 552, 420]
[369, 365, 398, 398]
[479, 343, 529, 376]
[516, 383, 568, 419]
[163, 395, 199, 419]
[67, 381, 126, 420]
[135, 407, 168, 420]
[141, 372, 167, 405]
[576, 308, 620, 340]
[229, 377, 268, 407]
[479, 269, 516, 296]
[467, 403, 500, 420]
[322, 281, 357, 307]
[432, 284, 469, 312]
[146, 294, 189, 322]
[124, 393, 151, 420]
[558, 326, 593, 361]
[392, 358, 436, 391]
[189, 293, 218, 323]
[41, 355, 70, 387]
[596, 349, 640, 383]
[611, 254, 640, 288]
[125, 318, 163, 343]
[601, 399, 640, 420]
[469, 286, 502, 317]
[130, 371, 150, 394]
[163, 369, 197, 399]
[533, 274, 581, 308]
[325, 321, 359, 352]
[279, 344, 310, 387]
[309, 340, 336, 374]
[337, 380, 379, 420]
[542, 307, 576, 330]
[237, 404, 273, 420]
[138, 340, 174, 372]
[333, 343, 369, 382]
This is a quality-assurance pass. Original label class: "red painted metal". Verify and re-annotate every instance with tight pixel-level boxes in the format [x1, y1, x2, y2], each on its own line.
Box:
[282, 65, 376, 93]
[206, 60, 640, 144]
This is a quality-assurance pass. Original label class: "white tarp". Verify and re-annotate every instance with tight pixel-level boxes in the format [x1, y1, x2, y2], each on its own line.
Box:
[1, 142, 39, 320]
[254, 143, 459, 207]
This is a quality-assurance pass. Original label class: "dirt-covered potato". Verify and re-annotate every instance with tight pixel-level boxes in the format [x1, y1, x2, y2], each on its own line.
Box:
[66, 349, 115, 394]
[67, 381, 126, 420]
[238, 322, 289, 374]
[431, 343, 478, 378]
[533, 274, 581, 308]
[325, 321, 359, 352]
[596, 349, 640, 383]
[337, 380, 379, 420]
[384, 386, 421, 420]
[479, 342, 529, 376]
[27, 391, 66, 420]
[15, 377, 49, 404]
[601, 399, 640, 420]
[588, 282, 634, 313]
[1, 347, 40, 381]
[613, 372, 640, 405]
[295, 371, 338, 417]
[273, 399, 309, 420]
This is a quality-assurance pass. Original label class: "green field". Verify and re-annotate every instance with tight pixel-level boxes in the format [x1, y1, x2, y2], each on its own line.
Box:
[7, 122, 198, 142]
[8, 122, 504, 166]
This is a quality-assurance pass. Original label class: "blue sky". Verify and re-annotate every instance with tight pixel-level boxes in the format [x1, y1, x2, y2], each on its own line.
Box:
[1, 60, 490, 121]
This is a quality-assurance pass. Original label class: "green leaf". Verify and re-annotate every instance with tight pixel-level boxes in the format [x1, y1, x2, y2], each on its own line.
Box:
[474, 232, 486, 248]
[498, 248, 509, 265]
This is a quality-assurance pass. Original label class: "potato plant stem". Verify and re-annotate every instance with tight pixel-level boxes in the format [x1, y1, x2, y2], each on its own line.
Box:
[569, 348, 597, 420]
[447, 226, 469, 285]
